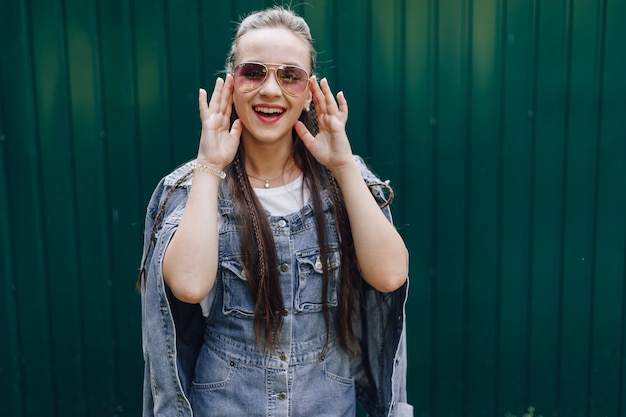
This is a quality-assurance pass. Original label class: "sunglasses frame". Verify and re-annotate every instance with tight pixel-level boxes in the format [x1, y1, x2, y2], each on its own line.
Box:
[232, 62, 310, 96]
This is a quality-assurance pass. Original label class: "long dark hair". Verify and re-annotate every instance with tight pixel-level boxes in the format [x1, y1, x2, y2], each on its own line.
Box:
[225, 6, 362, 355]
[139, 6, 394, 356]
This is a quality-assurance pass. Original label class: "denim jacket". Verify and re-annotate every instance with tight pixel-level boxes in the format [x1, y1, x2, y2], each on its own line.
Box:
[140, 156, 412, 417]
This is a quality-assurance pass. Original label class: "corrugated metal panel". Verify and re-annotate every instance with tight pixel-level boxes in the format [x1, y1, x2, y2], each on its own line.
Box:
[1, 1, 625, 416]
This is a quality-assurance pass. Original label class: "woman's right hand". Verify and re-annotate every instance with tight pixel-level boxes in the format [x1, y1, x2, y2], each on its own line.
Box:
[164, 75, 240, 304]
[197, 74, 242, 168]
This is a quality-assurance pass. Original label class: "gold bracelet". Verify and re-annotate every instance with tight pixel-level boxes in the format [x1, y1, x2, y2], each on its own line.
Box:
[191, 162, 226, 180]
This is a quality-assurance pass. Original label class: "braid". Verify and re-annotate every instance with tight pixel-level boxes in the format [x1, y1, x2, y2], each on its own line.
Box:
[299, 102, 362, 355]
[305, 105, 320, 136]
[327, 171, 361, 355]
[368, 181, 395, 209]
[232, 153, 282, 350]
[137, 169, 193, 288]
[299, 148, 332, 349]
[234, 155, 267, 280]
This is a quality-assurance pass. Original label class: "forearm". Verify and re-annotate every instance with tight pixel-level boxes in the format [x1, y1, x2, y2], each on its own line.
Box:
[162, 169, 221, 303]
[331, 160, 408, 293]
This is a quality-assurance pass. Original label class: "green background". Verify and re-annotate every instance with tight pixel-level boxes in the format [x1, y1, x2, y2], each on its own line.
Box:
[1, 0, 625, 416]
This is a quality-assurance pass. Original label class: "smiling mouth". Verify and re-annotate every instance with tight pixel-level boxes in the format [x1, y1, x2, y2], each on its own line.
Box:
[253, 106, 285, 116]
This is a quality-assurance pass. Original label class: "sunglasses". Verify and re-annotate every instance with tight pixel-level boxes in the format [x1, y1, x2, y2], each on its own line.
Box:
[233, 62, 310, 96]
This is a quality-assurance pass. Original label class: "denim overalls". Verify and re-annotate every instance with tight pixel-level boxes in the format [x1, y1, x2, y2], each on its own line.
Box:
[140, 156, 413, 417]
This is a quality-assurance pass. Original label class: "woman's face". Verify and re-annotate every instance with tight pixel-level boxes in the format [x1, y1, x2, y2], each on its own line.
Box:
[232, 27, 312, 147]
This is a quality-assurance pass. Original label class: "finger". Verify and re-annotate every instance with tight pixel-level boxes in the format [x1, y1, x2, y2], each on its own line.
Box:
[309, 76, 327, 115]
[230, 119, 243, 139]
[294, 120, 315, 148]
[218, 74, 234, 113]
[337, 91, 349, 118]
[199, 88, 210, 121]
[207, 77, 224, 112]
[319, 78, 339, 113]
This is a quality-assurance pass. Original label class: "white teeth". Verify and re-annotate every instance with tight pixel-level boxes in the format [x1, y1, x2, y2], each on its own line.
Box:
[254, 106, 284, 114]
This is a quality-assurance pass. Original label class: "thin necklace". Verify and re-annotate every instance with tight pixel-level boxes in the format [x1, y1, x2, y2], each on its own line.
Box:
[247, 164, 296, 188]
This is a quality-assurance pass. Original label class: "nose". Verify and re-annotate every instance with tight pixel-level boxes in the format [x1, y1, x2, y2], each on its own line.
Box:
[258, 68, 282, 96]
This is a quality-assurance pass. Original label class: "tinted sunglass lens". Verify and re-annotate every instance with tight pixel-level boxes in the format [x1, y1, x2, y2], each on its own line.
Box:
[276, 66, 308, 95]
[234, 63, 267, 92]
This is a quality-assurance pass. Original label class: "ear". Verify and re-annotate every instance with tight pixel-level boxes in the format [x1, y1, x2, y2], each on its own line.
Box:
[303, 89, 313, 111]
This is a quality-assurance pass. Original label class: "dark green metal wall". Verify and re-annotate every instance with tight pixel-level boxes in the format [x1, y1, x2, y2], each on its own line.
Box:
[1, 0, 625, 416]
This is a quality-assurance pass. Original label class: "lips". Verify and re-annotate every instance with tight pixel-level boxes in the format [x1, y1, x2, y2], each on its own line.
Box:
[253, 105, 285, 122]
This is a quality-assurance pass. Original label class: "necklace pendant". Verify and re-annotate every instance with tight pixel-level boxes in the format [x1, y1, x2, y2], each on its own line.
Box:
[264, 179, 270, 188]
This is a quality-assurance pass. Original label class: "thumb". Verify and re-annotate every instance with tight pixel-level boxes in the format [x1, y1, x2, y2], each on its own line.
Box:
[230, 119, 243, 139]
[294, 121, 315, 148]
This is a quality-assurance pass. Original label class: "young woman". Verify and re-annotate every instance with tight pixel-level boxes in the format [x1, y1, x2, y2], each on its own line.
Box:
[139, 5, 412, 417]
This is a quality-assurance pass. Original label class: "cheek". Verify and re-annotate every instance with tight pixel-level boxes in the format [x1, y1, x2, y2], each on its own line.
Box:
[232, 96, 247, 119]
[292, 95, 310, 113]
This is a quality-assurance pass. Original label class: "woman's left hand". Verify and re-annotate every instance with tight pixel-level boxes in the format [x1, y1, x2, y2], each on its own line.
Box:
[294, 76, 354, 173]
[297, 78, 409, 293]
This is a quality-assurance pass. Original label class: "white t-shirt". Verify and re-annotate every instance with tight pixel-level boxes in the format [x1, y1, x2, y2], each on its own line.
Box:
[200, 174, 311, 316]
[253, 173, 310, 216]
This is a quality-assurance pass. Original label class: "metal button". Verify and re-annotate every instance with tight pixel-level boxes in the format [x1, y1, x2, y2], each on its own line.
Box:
[279, 263, 289, 272]
[314, 257, 322, 271]
[278, 392, 287, 400]
[281, 308, 289, 316]
[277, 219, 287, 227]
[279, 353, 288, 361]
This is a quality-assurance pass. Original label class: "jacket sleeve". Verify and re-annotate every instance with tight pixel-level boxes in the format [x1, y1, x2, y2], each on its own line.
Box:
[353, 155, 394, 223]
[350, 155, 412, 416]
[140, 176, 200, 417]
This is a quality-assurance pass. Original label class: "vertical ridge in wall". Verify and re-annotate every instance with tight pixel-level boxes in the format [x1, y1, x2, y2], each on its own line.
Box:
[588, 0, 626, 416]
[97, 0, 143, 413]
[133, 0, 172, 201]
[528, 0, 568, 414]
[497, 0, 535, 413]
[0, 9, 23, 410]
[64, 0, 117, 413]
[433, 0, 469, 415]
[466, 0, 503, 415]
[335, 0, 368, 156]
[16, 0, 61, 414]
[402, 0, 436, 413]
[558, 0, 604, 413]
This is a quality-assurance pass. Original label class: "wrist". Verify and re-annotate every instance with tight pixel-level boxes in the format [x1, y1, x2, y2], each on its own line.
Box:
[328, 158, 359, 180]
[191, 161, 226, 180]
[195, 158, 226, 171]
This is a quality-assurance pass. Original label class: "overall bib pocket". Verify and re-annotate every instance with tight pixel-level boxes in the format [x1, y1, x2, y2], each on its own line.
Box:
[294, 248, 340, 313]
[221, 258, 255, 318]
